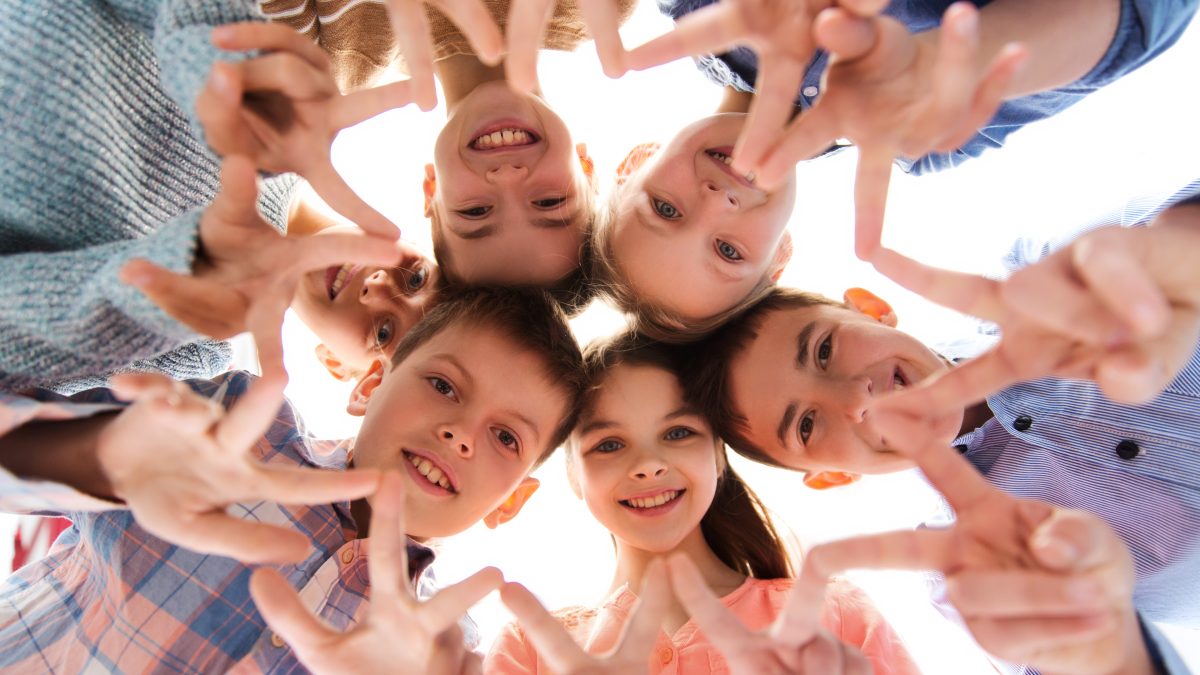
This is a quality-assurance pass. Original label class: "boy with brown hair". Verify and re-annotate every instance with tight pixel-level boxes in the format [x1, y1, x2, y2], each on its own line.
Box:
[0, 286, 585, 673]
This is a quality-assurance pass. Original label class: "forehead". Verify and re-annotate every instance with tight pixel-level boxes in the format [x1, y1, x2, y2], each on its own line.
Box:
[589, 364, 684, 417]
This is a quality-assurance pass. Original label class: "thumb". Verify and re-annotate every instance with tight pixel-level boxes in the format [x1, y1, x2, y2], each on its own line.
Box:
[1028, 507, 1118, 572]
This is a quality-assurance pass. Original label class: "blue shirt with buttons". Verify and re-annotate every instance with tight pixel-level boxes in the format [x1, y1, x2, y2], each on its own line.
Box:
[656, 0, 1198, 175]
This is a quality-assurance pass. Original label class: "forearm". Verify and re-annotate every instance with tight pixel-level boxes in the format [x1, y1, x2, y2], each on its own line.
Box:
[0, 413, 119, 501]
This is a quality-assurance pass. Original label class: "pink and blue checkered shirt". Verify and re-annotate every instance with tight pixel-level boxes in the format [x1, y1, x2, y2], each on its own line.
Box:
[0, 371, 438, 674]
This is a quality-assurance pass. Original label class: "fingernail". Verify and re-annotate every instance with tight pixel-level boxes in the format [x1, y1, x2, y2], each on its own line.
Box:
[209, 67, 233, 100]
[1034, 534, 1077, 565]
[212, 25, 232, 44]
[954, 6, 978, 37]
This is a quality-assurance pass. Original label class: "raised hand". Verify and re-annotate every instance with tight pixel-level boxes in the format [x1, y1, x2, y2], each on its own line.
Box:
[251, 471, 503, 674]
[667, 555, 870, 674]
[624, 0, 886, 184]
[121, 155, 405, 382]
[752, 3, 1027, 260]
[505, 0, 633, 92]
[787, 443, 1154, 675]
[499, 559, 670, 673]
[99, 372, 380, 563]
[201, 22, 408, 238]
[383, 0, 504, 109]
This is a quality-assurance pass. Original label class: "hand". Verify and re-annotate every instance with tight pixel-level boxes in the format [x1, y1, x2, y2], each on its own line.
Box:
[624, 0, 886, 182]
[99, 372, 381, 563]
[499, 559, 669, 673]
[383, 0, 504, 110]
[121, 155, 405, 381]
[666, 555, 869, 674]
[791, 443, 1152, 675]
[752, 3, 1027, 260]
[202, 22, 407, 238]
[251, 471, 503, 674]
[505, 0, 634, 92]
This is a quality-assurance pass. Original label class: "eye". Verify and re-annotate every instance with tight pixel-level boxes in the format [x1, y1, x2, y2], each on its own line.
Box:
[715, 240, 743, 261]
[663, 426, 694, 441]
[816, 335, 832, 369]
[405, 266, 429, 292]
[651, 197, 681, 220]
[426, 376, 458, 401]
[493, 427, 521, 454]
[799, 411, 815, 444]
[533, 197, 566, 209]
[374, 318, 395, 347]
[456, 205, 491, 218]
[591, 439, 625, 454]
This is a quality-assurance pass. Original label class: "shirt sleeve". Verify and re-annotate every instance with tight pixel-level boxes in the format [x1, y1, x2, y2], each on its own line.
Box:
[823, 578, 922, 675]
[484, 621, 541, 675]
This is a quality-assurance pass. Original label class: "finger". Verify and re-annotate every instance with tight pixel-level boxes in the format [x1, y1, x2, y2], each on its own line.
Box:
[781, 529, 953, 637]
[250, 459, 384, 508]
[755, 105, 839, 190]
[935, 42, 1027, 153]
[304, 162, 401, 239]
[578, 0, 629, 78]
[852, 145, 895, 261]
[288, 232, 406, 276]
[433, 0, 505, 65]
[947, 569, 1110, 618]
[108, 372, 178, 401]
[333, 80, 416, 129]
[238, 53, 337, 100]
[616, 558, 669, 660]
[969, 613, 1116, 662]
[1028, 508, 1126, 574]
[813, 7, 879, 62]
[211, 22, 331, 71]
[210, 155, 264, 225]
[213, 369, 288, 450]
[385, 0, 439, 111]
[668, 555, 755, 653]
[121, 259, 245, 338]
[505, 0, 555, 92]
[1071, 231, 1171, 340]
[624, 3, 748, 72]
[364, 471, 411, 601]
[903, 3, 980, 151]
[872, 346, 1021, 424]
[500, 583, 590, 670]
[421, 567, 505, 634]
[1094, 340, 1179, 405]
[149, 509, 312, 563]
[244, 283, 294, 386]
[1000, 260, 1132, 346]
[732, 54, 806, 175]
[250, 568, 339, 648]
[908, 439, 1000, 512]
[196, 63, 262, 157]
[869, 248, 1007, 321]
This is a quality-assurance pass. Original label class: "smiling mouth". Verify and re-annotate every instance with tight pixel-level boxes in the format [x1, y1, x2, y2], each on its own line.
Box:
[619, 489, 685, 511]
[470, 127, 540, 151]
[705, 149, 757, 187]
[404, 450, 456, 493]
[893, 367, 908, 391]
[325, 264, 359, 301]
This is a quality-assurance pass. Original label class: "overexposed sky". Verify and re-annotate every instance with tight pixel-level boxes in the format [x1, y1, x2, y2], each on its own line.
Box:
[3, 3, 1199, 672]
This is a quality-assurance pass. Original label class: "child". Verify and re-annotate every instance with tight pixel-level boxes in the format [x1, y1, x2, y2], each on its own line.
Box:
[684, 186, 1200, 667]
[591, 105, 797, 342]
[0, 286, 585, 672]
[485, 332, 918, 673]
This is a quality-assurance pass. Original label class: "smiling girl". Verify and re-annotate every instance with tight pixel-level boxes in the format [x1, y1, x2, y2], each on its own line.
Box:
[485, 332, 917, 674]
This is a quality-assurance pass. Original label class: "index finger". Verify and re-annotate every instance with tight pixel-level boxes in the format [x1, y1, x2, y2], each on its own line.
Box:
[504, 0, 555, 93]
[732, 54, 806, 175]
[910, 439, 999, 512]
[303, 161, 401, 239]
[852, 145, 895, 260]
[431, 0, 505, 65]
[212, 22, 331, 71]
[385, 0, 439, 111]
[578, 0, 629, 78]
[754, 103, 839, 190]
[214, 356, 289, 450]
[500, 583, 591, 670]
[624, 2, 748, 72]
[364, 471, 412, 603]
[615, 558, 669, 660]
[667, 555, 754, 657]
[869, 247, 1008, 322]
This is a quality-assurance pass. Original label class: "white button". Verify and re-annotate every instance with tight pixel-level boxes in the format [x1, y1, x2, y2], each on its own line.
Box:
[802, 85, 819, 97]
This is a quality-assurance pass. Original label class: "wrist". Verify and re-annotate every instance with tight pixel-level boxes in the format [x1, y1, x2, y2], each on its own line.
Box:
[0, 413, 120, 500]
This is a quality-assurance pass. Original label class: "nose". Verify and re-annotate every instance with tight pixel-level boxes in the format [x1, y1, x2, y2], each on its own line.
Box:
[437, 425, 473, 458]
[485, 164, 529, 185]
[702, 180, 739, 209]
[359, 270, 412, 311]
[629, 454, 668, 480]
[839, 376, 874, 423]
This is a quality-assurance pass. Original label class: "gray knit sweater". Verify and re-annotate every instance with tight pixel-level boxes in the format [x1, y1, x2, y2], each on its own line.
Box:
[0, 0, 297, 393]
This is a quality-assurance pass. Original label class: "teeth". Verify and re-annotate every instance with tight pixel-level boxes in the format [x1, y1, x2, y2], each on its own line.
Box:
[472, 128, 533, 149]
[408, 454, 452, 491]
[331, 264, 351, 297]
[708, 151, 735, 166]
[626, 490, 680, 510]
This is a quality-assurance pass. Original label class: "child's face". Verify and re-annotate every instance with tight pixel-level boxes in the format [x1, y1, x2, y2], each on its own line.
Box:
[610, 114, 796, 320]
[727, 304, 960, 475]
[291, 234, 439, 372]
[430, 81, 591, 286]
[571, 363, 719, 553]
[349, 322, 567, 538]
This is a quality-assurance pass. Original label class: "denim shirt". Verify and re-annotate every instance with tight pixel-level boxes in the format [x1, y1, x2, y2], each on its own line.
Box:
[657, 0, 1198, 175]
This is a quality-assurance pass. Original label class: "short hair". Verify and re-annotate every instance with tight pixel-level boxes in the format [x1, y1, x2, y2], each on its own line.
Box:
[684, 287, 841, 470]
[389, 287, 586, 465]
[428, 171, 598, 318]
[589, 186, 777, 344]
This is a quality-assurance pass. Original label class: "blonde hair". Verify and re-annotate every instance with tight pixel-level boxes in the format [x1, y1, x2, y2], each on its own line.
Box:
[590, 186, 777, 344]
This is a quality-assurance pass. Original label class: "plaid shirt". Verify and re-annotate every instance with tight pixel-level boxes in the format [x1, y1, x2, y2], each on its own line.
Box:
[0, 371, 439, 674]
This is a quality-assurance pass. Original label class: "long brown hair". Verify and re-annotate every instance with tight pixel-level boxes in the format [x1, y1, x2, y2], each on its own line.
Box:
[576, 332, 794, 579]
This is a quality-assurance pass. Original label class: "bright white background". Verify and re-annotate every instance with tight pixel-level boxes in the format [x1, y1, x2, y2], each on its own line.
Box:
[4, 3, 1199, 672]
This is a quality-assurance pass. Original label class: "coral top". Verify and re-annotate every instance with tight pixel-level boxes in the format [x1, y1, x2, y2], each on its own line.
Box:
[486, 577, 921, 674]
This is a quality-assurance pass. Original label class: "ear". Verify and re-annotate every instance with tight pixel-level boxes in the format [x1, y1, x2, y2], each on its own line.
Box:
[843, 287, 897, 327]
[614, 142, 661, 186]
[576, 143, 596, 185]
[802, 471, 860, 490]
[423, 163, 437, 219]
[314, 344, 362, 382]
[769, 231, 794, 283]
[484, 477, 540, 529]
[346, 358, 388, 417]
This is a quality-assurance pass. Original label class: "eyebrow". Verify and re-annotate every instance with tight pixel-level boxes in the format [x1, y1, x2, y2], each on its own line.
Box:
[777, 403, 797, 448]
[577, 404, 703, 436]
[507, 408, 541, 450]
[431, 353, 475, 389]
[794, 321, 817, 369]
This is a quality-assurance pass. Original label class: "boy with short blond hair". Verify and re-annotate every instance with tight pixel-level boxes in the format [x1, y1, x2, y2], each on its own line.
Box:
[0, 286, 584, 673]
